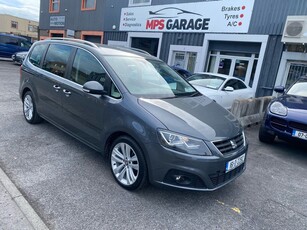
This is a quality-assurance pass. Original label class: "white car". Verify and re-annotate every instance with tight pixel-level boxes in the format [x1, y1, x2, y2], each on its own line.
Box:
[187, 72, 254, 109]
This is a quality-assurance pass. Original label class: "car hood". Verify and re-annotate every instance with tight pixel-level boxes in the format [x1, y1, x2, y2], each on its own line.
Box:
[277, 94, 307, 110]
[138, 96, 241, 141]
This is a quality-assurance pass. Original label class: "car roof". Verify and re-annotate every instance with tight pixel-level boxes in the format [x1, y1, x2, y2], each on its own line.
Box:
[33, 38, 159, 60]
[0, 33, 27, 40]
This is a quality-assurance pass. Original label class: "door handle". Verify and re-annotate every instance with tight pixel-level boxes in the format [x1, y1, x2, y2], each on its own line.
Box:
[63, 89, 71, 97]
[53, 85, 61, 92]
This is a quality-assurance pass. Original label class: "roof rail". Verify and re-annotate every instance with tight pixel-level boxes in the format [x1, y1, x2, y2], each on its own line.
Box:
[48, 37, 98, 48]
[111, 46, 151, 55]
[129, 47, 151, 55]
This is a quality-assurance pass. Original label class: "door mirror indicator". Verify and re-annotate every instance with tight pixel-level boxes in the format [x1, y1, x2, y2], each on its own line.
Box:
[83, 81, 106, 95]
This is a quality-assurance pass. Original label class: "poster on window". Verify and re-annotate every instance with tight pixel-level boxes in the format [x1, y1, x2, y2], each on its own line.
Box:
[120, 0, 255, 33]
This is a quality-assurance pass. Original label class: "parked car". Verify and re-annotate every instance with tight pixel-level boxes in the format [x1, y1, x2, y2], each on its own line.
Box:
[187, 72, 254, 109]
[0, 33, 31, 58]
[259, 76, 307, 144]
[171, 65, 193, 79]
[11, 51, 28, 65]
[20, 38, 248, 191]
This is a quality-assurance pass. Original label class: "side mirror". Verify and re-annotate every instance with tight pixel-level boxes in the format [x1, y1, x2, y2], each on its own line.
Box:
[274, 86, 285, 93]
[83, 81, 106, 95]
[224, 86, 234, 92]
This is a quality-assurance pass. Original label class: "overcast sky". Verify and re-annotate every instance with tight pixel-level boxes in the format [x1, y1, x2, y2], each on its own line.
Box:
[0, 0, 40, 21]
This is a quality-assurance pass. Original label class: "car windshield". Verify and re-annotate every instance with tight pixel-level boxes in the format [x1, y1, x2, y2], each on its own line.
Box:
[287, 80, 307, 97]
[187, 74, 225, 90]
[104, 56, 196, 98]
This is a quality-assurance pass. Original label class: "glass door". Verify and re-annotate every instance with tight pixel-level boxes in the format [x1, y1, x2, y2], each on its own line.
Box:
[207, 51, 258, 88]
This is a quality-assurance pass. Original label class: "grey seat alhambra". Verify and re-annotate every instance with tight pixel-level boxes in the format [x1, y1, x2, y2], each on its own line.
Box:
[19, 38, 248, 191]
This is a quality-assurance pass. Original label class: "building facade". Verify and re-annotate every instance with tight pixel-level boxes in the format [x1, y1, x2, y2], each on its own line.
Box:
[0, 14, 38, 42]
[39, 0, 307, 97]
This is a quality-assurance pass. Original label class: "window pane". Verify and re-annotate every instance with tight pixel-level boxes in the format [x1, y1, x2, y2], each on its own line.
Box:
[218, 58, 231, 75]
[186, 52, 196, 73]
[173, 52, 185, 68]
[71, 49, 105, 85]
[234, 60, 249, 81]
[29, 44, 48, 67]
[11, 21, 18, 29]
[207, 56, 216, 72]
[85, 0, 95, 8]
[42, 44, 72, 77]
[249, 60, 258, 87]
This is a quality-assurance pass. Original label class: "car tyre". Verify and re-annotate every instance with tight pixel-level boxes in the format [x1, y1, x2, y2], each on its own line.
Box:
[110, 136, 148, 191]
[258, 124, 275, 143]
[23, 91, 42, 124]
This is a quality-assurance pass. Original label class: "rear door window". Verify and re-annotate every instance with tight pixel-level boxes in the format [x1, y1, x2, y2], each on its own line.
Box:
[29, 44, 48, 67]
[42, 44, 73, 78]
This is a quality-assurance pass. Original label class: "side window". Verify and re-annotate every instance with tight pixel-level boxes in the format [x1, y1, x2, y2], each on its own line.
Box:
[224, 79, 244, 90]
[237, 80, 247, 89]
[29, 44, 48, 67]
[20, 40, 31, 49]
[71, 49, 106, 86]
[42, 44, 73, 78]
[4, 37, 18, 46]
[111, 83, 121, 99]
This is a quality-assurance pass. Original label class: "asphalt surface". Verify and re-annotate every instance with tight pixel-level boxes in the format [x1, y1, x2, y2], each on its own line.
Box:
[0, 59, 307, 230]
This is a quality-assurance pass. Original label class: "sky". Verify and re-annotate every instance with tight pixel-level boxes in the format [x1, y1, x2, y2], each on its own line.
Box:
[0, 0, 40, 21]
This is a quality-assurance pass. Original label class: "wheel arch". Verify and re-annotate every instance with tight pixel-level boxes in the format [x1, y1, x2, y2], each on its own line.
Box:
[104, 131, 152, 179]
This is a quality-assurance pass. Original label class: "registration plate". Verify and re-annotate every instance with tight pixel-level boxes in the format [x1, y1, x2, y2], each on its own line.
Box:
[292, 130, 307, 140]
[226, 154, 245, 173]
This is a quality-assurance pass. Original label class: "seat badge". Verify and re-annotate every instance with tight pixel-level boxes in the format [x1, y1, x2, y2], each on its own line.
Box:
[230, 140, 237, 149]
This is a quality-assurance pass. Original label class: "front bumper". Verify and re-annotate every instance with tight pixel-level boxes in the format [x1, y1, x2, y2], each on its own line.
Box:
[145, 142, 248, 191]
[263, 113, 307, 143]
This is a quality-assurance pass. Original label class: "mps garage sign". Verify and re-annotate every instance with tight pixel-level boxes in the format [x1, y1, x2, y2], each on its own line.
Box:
[119, 0, 255, 33]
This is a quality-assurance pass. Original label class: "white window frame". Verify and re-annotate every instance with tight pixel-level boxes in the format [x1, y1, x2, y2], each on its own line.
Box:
[275, 51, 307, 87]
[200, 34, 269, 92]
[168, 45, 203, 72]
[128, 0, 151, 7]
[207, 51, 258, 86]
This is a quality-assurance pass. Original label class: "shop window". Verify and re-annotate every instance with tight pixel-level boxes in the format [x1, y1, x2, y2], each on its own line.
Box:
[129, 0, 151, 7]
[172, 51, 197, 73]
[81, 0, 96, 10]
[11, 21, 18, 29]
[49, 0, 60, 13]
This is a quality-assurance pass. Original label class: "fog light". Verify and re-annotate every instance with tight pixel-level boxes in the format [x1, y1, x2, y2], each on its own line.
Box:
[174, 175, 191, 185]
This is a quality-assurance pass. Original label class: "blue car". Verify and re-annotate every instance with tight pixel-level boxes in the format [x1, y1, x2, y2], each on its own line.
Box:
[0, 33, 31, 59]
[259, 76, 307, 144]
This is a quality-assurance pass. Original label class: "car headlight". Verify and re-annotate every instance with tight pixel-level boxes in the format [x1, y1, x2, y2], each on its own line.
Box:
[270, 101, 287, 116]
[158, 130, 212, 156]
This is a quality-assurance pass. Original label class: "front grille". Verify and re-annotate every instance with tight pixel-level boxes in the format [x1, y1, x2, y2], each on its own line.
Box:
[270, 117, 287, 132]
[289, 121, 307, 132]
[213, 133, 244, 155]
[209, 163, 245, 187]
